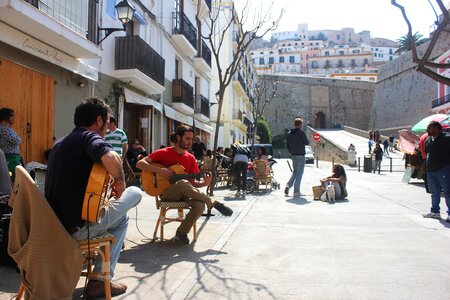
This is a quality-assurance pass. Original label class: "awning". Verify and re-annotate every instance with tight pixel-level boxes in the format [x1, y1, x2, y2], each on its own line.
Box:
[195, 121, 214, 134]
[124, 88, 162, 113]
[164, 105, 193, 125]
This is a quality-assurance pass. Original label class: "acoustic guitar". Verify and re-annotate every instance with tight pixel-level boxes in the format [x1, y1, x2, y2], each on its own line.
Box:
[81, 162, 112, 223]
[141, 163, 206, 196]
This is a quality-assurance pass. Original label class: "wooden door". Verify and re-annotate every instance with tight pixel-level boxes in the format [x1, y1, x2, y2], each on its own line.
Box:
[0, 58, 54, 163]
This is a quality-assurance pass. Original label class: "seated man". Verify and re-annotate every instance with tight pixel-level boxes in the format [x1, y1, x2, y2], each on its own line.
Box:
[45, 97, 142, 298]
[137, 125, 233, 244]
[126, 138, 148, 172]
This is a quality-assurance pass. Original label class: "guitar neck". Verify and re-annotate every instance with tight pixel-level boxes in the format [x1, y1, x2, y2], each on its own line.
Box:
[171, 173, 203, 182]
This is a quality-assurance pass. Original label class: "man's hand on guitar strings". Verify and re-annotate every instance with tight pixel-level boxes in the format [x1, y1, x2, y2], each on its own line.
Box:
[112, 180, 125, 199]
[159, 167, 174, 179]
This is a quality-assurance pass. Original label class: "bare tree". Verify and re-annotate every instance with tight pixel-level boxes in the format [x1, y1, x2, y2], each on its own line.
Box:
[203, 0, 284, 195]
[391, 0, 450, 85]
[249, 73, 279, 151]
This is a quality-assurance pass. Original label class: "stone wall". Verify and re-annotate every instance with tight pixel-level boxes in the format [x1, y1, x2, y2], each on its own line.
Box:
[369, 36, 450, 132]
[264, 75, 375, 138]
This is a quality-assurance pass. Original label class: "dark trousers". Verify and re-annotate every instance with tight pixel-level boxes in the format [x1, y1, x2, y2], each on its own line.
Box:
[234, 162, 248, 192]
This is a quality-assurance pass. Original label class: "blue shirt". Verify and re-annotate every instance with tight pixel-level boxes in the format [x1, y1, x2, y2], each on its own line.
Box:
[45, 128, 113, 230]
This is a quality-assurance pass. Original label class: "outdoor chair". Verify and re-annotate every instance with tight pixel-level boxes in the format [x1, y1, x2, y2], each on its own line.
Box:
[11, 166, 114, 300]
[151, 195, 198, 242]
[253, 160, 272, 191]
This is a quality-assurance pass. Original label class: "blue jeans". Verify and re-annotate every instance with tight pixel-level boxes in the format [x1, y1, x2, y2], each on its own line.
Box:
[287, 155, 306, 193]
[427, 165, 450, 214]
[72, 186, 142, 279]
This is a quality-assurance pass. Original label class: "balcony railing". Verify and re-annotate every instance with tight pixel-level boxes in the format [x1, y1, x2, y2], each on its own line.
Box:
[173, 11, 197, 49]
[205, 0, 212, 10]
[195, 95, 210, 118]
[237, 72, 246, 91]
[233, 109, 244, 121]
[200, 40, 212, 67]
[432, 94, 450, 108]
[22, 0, 96, 43]
[173, 79, 194, 108]
[115, 35, 165, 87]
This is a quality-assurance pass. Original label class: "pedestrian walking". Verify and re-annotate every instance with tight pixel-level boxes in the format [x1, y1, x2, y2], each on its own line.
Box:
[383, 140, 389, 157]
[373, 142, 383, 174]
[285, 118, 309, 197]
[389, 134, 395, 151]
[192, 136, 206, 161]
[368, 139, 373, 154]
[421, 121, 450, 222]
[105, 116, 128, 161]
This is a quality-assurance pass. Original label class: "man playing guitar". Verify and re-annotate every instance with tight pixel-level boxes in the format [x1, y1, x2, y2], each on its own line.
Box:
[137, 125, 233, 244]
[45, 97, 142, 298]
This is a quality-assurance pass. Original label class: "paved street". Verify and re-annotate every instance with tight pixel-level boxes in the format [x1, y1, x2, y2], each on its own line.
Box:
[316, 129, 405, 172]
[1, 159, 450, 300]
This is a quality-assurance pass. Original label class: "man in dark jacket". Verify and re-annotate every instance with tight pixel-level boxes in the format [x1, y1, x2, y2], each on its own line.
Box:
[422, 121, 450, 222]
[285, 118, 309, 197]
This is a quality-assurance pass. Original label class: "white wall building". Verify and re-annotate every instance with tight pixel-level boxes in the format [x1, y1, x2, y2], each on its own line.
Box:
[210, 3, 256, 148]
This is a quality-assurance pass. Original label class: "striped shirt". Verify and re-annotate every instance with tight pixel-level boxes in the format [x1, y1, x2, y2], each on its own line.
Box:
[104, 128, 128, 156]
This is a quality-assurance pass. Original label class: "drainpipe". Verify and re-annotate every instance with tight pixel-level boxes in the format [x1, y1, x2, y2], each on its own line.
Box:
[158, 0, 165, 148]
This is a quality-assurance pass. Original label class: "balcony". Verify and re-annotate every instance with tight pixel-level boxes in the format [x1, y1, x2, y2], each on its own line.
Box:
[233, 72, 247, 97]
[432, 94, 450, 108]
[172, 11, 197, 57]
[194, 95, 210, 123]
[172, 79, 194, 115]
[193, 40, 212, 73]
[0, 0, 100, 58]
[115, 35, 165, 95]
[232, 31, 239, 47]
[232, 109, 244, 121]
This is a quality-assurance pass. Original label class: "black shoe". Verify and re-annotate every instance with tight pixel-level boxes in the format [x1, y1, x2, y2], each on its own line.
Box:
[214, 202, 233, 216]
[284, 186, 289, 195]
[172, 230, 189, 244]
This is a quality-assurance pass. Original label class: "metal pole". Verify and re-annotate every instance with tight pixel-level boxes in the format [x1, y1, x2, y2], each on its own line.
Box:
[358, 157, 360, 172]
[390, 157, 393, 173]
[316, 155, 318, 168]
[332, 157, 334, 168]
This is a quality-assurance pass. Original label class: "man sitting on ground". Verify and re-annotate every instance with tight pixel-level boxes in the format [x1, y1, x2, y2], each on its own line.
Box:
[137, 125, 233, 244]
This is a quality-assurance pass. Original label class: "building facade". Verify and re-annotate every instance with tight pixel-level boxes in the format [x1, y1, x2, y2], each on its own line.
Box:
[209, 3, 256, 148]
[0, 0, 216, 164]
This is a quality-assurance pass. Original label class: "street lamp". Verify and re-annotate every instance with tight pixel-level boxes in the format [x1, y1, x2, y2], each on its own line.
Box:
[97, 0, 135, 45]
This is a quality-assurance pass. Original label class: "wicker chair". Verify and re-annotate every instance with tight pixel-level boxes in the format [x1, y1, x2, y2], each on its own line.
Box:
[253, 160, 272, 191]
[152, 195, 197, 242]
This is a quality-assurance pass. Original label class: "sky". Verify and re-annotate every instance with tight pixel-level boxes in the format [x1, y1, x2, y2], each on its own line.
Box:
[234, 0, 449, 41]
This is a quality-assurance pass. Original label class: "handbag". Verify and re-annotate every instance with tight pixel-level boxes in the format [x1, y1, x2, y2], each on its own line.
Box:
[312, 185, 324, 200]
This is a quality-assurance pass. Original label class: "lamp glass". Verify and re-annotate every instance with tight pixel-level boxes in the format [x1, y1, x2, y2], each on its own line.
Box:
[116, 0, 135, 24]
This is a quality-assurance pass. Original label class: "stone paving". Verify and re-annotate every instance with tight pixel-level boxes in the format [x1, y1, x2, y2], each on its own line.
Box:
[1, 159, 449, 300]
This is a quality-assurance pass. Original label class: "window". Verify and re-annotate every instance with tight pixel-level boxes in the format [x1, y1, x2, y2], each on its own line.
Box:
[289, 56, 295, 63]
[337, 34, 341, 40]
[339, 51, 344, 55]
[269, 51, 273, 54]
[259, 57, 265, 65]
[106, 0, 116, 18]
[374, 53, 377, 57]
[325, 51, 330, 56]
[389, 49, 393, 54]
[269, 57, 274, 64]
[279, 56, 285, 63]
[260, 52, 264, 55]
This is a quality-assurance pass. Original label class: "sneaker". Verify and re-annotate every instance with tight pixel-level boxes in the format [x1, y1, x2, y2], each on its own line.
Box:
[422, 212, 441, 219]
[284, 186, 290, 195]
[214, 202, 233, 216]
[85, 280, 127, 299]
[172, 230, 189, 244]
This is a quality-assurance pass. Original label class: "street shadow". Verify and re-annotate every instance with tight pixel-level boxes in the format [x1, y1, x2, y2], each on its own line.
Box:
[438, 219, 450, 229]
[0, 265, 21, 295]
[99, 240, 275, 300]
[286, 197, 309, 205]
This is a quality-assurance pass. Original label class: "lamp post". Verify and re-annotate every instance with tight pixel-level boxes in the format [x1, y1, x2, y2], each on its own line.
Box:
[97, 0, 135, 44]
